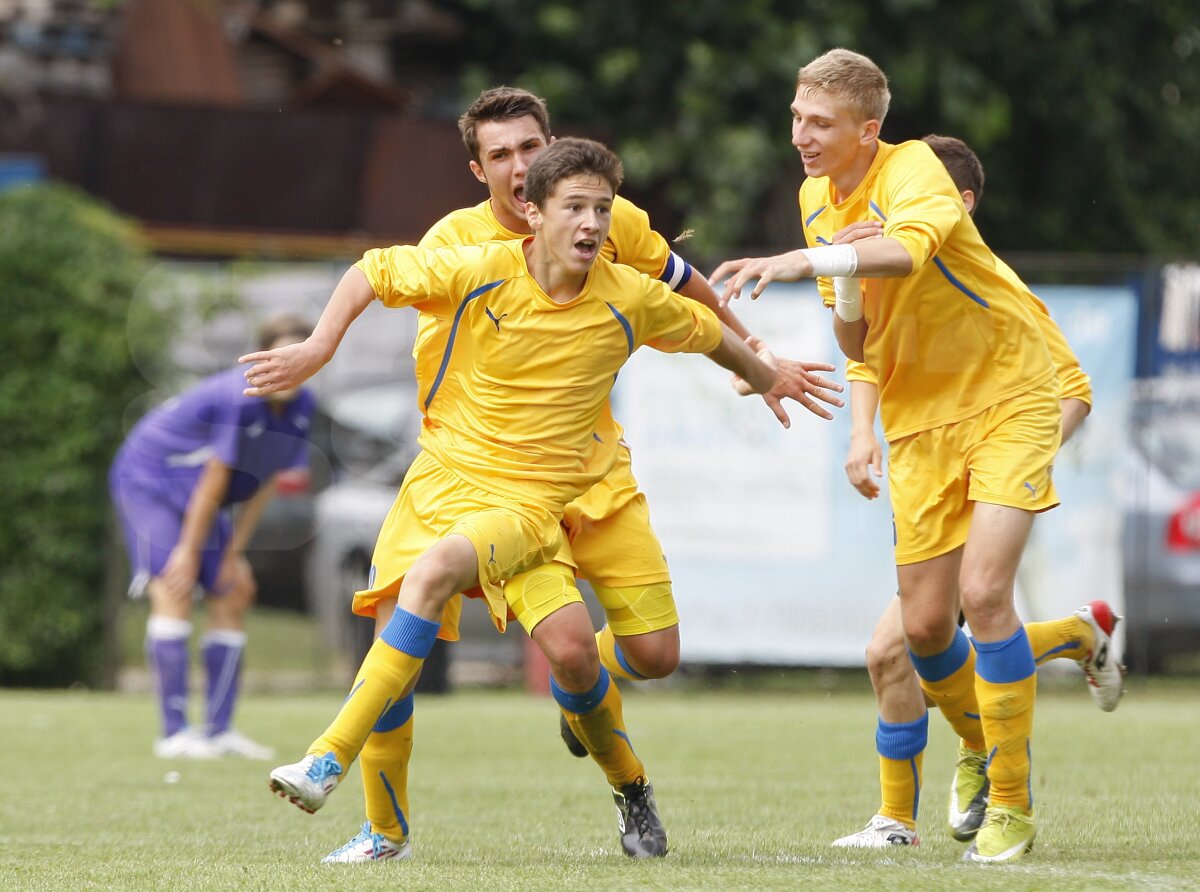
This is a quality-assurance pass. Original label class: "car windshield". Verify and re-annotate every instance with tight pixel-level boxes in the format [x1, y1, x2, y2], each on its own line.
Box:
[1135, 411, 1200, 489]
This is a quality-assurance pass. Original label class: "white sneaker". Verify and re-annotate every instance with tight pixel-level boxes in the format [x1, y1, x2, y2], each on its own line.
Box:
[208, 729, 276, 760]
[322, 823, 413, 863]
[831, 814, 919, 848]
[154, 727, 218, 760]
[268, 752, 343, 814]
[1076, 600, 1124, 712]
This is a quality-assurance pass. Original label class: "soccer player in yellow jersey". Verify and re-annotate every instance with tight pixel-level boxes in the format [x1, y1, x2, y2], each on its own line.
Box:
[242, 138, 778, 862]
[419, 88, 842, 755]
[712, 49, 1079, 863]
[829, 135, 1123, 850]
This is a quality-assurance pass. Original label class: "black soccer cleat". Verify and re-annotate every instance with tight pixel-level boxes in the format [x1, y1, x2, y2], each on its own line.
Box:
[559, 713, 589, 758]
[612, 777, 668, 858]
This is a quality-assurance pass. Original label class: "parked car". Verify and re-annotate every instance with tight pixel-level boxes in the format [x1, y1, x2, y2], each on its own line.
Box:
[246, 382, 419, 612]
[1122, 379, 1200, 672]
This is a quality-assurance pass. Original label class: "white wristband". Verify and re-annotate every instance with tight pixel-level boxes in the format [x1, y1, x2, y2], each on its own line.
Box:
[800, 244, 859, 278]
[833, 276, 862, 322]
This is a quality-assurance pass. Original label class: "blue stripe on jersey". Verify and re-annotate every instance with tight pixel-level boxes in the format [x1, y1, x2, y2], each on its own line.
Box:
[861, 198, 988, 308]
[424, 278, 506, 410]
[814, 236, 832, 246]
[805, 205, 827, 227]
[606, 303, 635, 356]
[932, 257, 989, 308]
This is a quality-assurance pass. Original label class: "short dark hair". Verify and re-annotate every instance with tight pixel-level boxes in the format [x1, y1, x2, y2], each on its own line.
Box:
[458, 86, 551, 163]
[257, 313, 313, 351]
[524, 138, 624, 208]
[922, 134, 985, 207]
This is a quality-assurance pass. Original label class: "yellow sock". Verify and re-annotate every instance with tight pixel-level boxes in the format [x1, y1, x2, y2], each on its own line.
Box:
[975, 628, 1038, 811]
[1026, 616, 1093, 666]
[360, 695, 414, 843]
[910, 629, 985, 751]
[595, 626, 648, 682]
[876, 713, 927, 828]
[553, 668, 645, 787]
[309, 608, 438, 770]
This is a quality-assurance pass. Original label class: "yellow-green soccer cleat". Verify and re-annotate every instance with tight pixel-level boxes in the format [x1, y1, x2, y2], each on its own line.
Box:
[948, 740, 990, 841]
[964, 805, 1036, 863]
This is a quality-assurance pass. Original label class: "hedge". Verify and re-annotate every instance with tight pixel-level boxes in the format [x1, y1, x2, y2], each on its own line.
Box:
[0, 183, 169, 686]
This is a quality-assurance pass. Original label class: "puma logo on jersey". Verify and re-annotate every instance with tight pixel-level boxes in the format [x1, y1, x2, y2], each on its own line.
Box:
[485, 307, 508, 331]
[1023, 481, 1038, 498]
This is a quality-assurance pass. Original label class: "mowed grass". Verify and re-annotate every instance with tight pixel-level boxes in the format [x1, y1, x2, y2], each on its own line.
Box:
[2, 683, 1198, 891]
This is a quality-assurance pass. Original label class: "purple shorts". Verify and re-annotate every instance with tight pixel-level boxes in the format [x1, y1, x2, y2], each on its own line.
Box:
[109, 466, 232, 596]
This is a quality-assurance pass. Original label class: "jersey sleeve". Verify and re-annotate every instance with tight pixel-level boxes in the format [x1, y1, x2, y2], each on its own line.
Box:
[356, 245, 481, 316]
[877, 143, 964, 270]
[845, 358, 877, 385]
[606, 196, 673, 279]
[632, 275, 724, 354]
[1025, 294, 1093, 406]
[207, 376, 247, 467]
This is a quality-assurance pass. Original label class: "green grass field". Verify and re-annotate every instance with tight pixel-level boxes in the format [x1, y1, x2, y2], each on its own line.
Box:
[2, 681, 1198, 890]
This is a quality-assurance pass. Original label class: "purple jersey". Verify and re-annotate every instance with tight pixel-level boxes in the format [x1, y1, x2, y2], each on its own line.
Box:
[109, 368, 315, 594]
[112, 367, 315, 508]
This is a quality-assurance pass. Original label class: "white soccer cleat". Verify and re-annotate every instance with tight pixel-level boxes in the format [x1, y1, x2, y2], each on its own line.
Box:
[208, 729, 276, 760]
[831, 814, 919, 848]
[268, 752, 343, 814]
[1076, 600, 1125, 712]
[154, 727, 218, 760]
[322, 823, 413, 863]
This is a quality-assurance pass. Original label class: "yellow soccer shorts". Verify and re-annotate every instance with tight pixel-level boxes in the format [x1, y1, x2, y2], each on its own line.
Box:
[557, 442, 677, 635]
[352, 450, 564, 640]
[888, 381, 1061, 565]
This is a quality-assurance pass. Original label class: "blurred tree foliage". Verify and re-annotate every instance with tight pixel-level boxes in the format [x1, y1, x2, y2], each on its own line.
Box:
[450, 0, 1198, 259]
[0, 184, 168, 687]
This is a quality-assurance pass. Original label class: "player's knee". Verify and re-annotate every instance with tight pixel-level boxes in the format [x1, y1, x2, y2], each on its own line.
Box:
[864, 630, 908, 682]
[541, 630, 600, 685]
[620, 633, 679, 679]
[958, 576, 1010, 620]
[903, 617, 953, 655]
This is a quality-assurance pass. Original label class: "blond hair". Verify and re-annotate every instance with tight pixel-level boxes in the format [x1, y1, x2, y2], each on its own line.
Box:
[796, 49, 891, 124]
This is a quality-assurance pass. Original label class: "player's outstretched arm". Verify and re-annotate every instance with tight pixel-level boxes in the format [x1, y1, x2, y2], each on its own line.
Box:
[707, 325, 777, 396]
[680, 272, 844, 426]
[709, 237, 912, 305]
[240, 266, 376, 396]
[730, 336, 845, 427]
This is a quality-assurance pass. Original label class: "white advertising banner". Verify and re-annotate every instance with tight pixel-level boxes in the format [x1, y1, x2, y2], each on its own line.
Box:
[613, 282, 1137, 665]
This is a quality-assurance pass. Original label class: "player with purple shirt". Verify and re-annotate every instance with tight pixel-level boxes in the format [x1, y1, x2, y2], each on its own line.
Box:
[110, 315, 316, 759]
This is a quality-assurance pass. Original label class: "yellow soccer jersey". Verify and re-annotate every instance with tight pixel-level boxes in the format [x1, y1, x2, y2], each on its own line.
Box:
[844, 267, 1091, 406]
[416, 196, 682, 498]
[994, 258, 1092, 406]
[800, 139, 1055, 441]
[355, 240, 722, 509]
